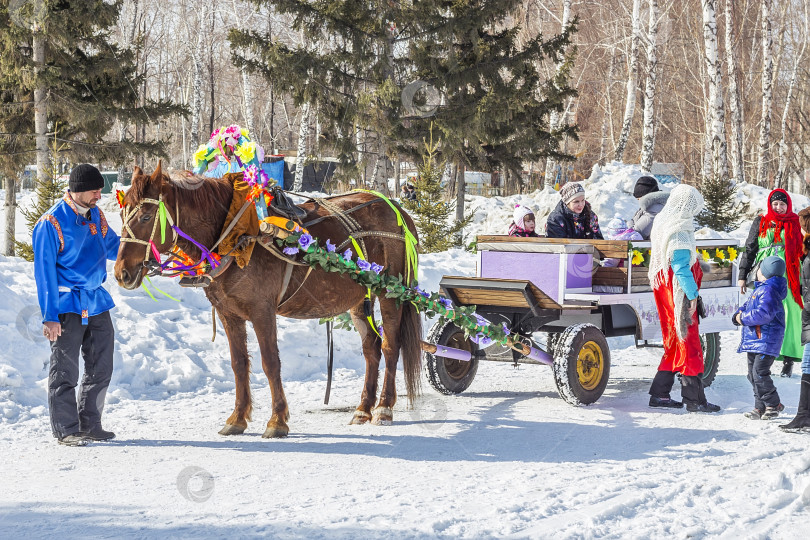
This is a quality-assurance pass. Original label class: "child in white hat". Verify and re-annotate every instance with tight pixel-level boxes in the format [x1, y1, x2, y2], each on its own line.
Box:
[508, 204, 540, 237]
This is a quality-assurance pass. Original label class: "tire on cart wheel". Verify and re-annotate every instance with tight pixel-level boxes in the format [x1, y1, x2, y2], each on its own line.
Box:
[553, 324, 610, 406]
[424, 319, 480, 395]
[700, 332, 721, 387]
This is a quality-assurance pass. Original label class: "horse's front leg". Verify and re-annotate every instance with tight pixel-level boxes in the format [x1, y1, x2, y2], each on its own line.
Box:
[217, 312, 252, 436]
[349, 301, 383, 425]
[252, 314, 290, 438]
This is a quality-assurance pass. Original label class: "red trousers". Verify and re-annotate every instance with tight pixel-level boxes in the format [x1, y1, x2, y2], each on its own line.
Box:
[653, 263, 704, 377]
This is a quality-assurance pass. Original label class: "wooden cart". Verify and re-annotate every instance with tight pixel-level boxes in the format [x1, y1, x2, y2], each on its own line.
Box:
[424, 236, 740, 406]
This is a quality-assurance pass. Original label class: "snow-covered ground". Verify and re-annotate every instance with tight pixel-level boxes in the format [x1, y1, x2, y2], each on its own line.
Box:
[1, 166, 809, 538]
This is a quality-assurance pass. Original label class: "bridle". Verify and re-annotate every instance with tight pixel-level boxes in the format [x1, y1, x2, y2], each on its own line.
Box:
[120, 191, 180, 274]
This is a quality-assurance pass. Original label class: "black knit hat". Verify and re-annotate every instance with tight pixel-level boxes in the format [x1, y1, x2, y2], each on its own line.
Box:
[633, 175, 660, 198]
[69, 164, 105, 193]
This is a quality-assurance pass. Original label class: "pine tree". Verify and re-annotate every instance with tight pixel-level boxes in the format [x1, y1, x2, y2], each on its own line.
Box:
[404, 128, 470, 253]
[696, 175, 749, 232]
[230, 0, 577, 182]
[14, 138, 68, 261]
[0, 1, 184, 168]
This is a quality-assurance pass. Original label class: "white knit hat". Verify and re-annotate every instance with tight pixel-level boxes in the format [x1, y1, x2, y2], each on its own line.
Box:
[513, 204, 534, 230]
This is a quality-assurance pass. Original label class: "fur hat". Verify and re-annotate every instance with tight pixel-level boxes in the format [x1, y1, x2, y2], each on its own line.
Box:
[559, 182, 585, 205]
[69, 164, 105, 193]
[633, 175, 660, 198]
[760, 256, 786, 279]
[513, 204, 534, 230]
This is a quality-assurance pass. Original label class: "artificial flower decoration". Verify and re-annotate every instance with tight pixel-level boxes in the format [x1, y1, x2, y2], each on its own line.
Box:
[115, 190, 126, 209]
[191, 124, 270, 178]
[631, 249, 645, 266]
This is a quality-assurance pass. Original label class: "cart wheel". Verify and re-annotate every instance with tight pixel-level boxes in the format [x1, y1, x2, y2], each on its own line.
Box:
[424, 319, 480, 395]
[553, 324, 610, 406]
[700, 332, 721, 387]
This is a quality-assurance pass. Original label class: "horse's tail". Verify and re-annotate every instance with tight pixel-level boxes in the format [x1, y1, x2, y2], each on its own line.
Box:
[400, 300, 423, 405]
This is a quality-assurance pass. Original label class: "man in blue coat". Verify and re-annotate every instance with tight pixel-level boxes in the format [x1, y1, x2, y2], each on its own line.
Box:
[33, 164, 121, 446]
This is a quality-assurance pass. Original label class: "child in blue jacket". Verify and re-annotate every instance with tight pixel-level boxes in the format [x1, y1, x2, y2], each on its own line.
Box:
[733, 256, 787, 419]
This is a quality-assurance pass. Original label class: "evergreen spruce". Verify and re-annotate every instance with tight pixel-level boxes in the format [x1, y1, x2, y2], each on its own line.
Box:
[231, 0, 577, 182]
[0, 2, 183, 173]
[696, 175, 749, 232]
[404, 129, 470, 253]
[14, 139, 68, 261]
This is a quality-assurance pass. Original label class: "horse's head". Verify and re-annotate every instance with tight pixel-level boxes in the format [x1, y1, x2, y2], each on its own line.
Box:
[114, 162, 177, 290]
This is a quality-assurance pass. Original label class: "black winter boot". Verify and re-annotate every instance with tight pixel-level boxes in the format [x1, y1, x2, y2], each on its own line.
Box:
[780, 374, 810, 432]
[780, 358, 794, 378]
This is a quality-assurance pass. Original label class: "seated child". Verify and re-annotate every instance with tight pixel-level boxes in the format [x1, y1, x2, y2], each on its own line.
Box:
[546, 182, 604, 239]
[508, 204, 540, 237]
[733, 256, 787, 420]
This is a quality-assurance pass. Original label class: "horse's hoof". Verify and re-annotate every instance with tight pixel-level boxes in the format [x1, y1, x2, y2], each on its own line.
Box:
[262, 425, 289, 438]
[218, 423, 246, 436]
[349, 410, 372, 425]
[372, 407, 394, 426]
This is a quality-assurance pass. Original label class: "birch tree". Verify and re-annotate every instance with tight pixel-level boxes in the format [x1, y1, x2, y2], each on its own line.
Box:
[614, 0, 642, 162]
[756, 0, 774, 186]
[724, 0, 745, 184]
[640, 0, 660, 173]
[775, 1, 808, 188]
[293, 102, 310, 191]
[702, 0, 729, 183]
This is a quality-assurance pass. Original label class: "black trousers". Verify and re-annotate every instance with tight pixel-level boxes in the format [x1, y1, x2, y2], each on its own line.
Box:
[48, 311, 115, 438]
[747, 353, 780, 410]
[649, 370, 706, 406]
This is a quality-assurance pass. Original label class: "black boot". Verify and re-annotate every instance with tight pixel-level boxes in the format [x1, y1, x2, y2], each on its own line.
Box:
[780, 373, 810, 432]
[780, 358, 794, 378]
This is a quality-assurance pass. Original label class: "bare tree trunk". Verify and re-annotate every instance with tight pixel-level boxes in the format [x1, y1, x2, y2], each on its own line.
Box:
[724, 0, 745, 184]
[775, 12, 807, 188]
[702, 0, 729, 183]
[455, 163, 466, 245]
[614, 0, 641, 162]
[189, 5, 206, 151]
[756, 0, 774, 186]
[3, 176, 16, 256]
[545, 0, 573, 180]
[640, 0, 660, 173]
[294, 102, 310, 191]
[600, 47, 618, 165]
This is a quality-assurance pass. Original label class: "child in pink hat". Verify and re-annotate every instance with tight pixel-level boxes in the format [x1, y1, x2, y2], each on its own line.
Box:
[508, 204, 540, 237]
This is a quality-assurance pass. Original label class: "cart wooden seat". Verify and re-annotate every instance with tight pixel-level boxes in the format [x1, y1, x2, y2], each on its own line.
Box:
[440, 276, 594, 313]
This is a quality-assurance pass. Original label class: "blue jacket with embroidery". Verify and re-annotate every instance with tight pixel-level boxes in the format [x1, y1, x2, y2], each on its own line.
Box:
[33, 193, 121, 324]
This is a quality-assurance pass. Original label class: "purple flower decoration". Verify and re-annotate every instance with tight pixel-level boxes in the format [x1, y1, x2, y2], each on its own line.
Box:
[358, 259, 372, 272]
[502, 323, 510, 335]
[474, 313, 490, 327]
[342, 249, 353, 262]
[471, 333, 493, 347]
[370, 262, 383, 274]
[283, 246, 299, 256]
[326, 239, 336, 253]
[298, 233, 314, 251]
[414, 286, 429, 298]
[438, 296, 452, 309]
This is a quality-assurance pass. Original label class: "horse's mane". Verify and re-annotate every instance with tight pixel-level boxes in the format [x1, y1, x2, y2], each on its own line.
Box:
[129, 168, 234, 217]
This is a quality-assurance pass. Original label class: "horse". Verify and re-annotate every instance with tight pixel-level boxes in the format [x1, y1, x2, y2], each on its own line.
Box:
[113, 163, 422, 437]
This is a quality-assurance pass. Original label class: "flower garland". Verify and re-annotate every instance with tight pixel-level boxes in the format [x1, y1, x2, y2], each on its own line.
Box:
[275, 226, 511, 346]
[629, 245, 741, 268]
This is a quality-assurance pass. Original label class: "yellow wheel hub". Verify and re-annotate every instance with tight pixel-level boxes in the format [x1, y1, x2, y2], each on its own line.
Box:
[577, 341, 604, 391]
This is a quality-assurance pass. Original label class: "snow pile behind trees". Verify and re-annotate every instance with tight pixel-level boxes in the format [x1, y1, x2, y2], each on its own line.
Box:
[463, 161, 810, 242]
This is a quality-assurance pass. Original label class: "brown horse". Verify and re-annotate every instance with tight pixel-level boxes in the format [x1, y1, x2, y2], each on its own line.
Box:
[113, 164, 422, 437]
